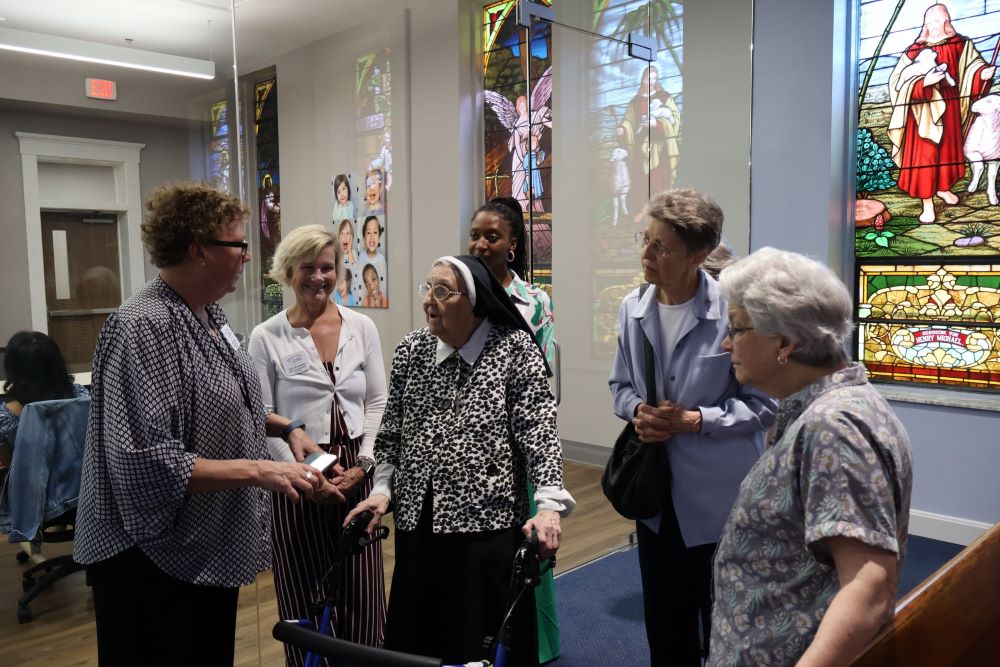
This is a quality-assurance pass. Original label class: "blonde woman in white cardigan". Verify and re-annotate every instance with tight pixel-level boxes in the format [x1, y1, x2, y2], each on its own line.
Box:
[249, 224, 387, 664]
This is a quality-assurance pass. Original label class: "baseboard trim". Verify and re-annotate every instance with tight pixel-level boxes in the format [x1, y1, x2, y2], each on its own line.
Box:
[562, 442, 993, 547]
[908, 510, 992, 546]
[562, 439, 610, 468]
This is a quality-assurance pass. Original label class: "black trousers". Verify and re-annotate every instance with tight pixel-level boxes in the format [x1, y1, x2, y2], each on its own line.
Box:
[384, 498, 538, 666]
[87, 548, 240, 666]
[636, 499, 716, 667]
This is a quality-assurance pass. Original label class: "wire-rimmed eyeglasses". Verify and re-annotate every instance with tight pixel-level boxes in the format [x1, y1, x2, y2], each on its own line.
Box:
[726, 325, 755, 340]
[634, 231, 674, 258]
[417, 283, 466, 301]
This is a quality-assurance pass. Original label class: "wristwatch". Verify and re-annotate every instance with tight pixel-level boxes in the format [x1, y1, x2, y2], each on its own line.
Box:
[356, 455, 376, 479]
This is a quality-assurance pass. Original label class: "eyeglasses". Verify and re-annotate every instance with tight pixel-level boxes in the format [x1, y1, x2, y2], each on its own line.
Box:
[417, 283, 466, 301]
[635, 231, 675, 258]
[205, 239, 250, 255]
[726, 325, 755, 339]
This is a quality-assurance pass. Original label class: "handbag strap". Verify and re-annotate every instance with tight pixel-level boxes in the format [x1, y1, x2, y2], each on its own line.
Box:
[639, 283, 657, 405]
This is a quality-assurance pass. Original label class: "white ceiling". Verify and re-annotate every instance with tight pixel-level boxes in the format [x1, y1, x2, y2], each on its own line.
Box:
[0, 0, 389, 73]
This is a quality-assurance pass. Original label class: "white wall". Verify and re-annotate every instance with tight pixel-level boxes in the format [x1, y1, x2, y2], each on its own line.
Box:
[550, 1, 756, 453]
[270, 0, 481, 365]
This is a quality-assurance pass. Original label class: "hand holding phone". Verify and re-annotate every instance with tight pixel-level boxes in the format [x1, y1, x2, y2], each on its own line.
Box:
[303, 451, 338, 475]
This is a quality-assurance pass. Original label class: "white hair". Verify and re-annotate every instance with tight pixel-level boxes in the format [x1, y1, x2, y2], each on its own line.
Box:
[718, 247, 852, 366]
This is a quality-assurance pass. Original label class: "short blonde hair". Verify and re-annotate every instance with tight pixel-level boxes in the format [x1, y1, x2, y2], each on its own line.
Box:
[269, 225, 341, 285]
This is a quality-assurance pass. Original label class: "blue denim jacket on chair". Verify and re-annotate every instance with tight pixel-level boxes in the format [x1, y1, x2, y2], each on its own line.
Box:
[0, 397, 91, 543]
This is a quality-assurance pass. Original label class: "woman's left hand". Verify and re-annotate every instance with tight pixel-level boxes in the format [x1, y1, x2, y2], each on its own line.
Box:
[331, 467, 366, 498]
[523, 510, 562, 559]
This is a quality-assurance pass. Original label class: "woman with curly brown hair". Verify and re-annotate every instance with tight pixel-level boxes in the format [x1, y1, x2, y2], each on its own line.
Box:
[74, 182, 322, 666]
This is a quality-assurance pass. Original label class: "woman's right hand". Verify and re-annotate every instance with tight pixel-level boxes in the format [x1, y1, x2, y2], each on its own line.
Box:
[344, 493, 390, 535]
[286, 428, 324, 462]
[258, 460, 323, 501]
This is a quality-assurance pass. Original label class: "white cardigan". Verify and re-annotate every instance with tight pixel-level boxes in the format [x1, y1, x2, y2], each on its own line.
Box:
[248, 304, 387, 463]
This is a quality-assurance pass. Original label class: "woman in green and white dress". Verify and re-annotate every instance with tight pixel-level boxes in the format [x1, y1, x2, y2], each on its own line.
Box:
[467, 196, 559, 663]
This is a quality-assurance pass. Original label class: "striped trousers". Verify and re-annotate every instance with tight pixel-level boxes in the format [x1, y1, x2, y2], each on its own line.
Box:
[271, 437, 387, 666]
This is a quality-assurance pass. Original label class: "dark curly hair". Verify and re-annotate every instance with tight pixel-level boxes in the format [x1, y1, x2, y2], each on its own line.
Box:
[2, 331, 75, 405]
[141, 182, 249, 267]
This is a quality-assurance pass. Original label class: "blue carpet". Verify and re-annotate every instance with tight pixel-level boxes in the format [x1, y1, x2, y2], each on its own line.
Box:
[549, 534, 964, 666]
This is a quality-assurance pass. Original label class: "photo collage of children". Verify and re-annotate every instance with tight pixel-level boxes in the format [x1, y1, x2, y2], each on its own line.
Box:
[332, 169, 388, 308]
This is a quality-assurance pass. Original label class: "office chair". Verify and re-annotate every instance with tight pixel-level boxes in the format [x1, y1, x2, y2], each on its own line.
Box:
[0, 397, 90, 623]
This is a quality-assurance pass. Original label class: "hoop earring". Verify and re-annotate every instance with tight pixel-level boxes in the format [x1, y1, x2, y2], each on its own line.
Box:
[507, 250, 516, 262]
[777, 356, 788, 365]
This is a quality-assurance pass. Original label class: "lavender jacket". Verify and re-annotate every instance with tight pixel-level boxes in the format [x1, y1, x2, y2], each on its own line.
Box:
[609, 270, 776, 546]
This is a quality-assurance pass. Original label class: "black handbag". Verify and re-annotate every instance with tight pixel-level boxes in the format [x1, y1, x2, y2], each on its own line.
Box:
[601, 284, 669, 520]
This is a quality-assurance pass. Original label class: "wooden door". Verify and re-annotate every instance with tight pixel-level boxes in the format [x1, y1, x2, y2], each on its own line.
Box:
[41, 212, 122, 372]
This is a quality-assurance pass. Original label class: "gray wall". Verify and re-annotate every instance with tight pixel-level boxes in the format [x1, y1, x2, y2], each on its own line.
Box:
[0, 106, 194, 343]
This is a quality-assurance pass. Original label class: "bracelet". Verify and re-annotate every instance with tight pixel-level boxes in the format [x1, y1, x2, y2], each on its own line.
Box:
[280, 419, 306, 442]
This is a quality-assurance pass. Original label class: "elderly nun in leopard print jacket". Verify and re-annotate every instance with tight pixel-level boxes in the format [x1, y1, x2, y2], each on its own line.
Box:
[346, 254, 574, 666]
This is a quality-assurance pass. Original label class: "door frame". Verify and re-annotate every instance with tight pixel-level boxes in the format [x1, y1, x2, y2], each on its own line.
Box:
[17, 132, 144, 332]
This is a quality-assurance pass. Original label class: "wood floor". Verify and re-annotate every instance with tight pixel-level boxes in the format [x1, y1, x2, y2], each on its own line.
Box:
[0, 461, 633, 666]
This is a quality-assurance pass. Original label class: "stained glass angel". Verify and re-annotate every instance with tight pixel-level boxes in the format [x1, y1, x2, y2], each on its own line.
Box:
[485, 66, 553, 212]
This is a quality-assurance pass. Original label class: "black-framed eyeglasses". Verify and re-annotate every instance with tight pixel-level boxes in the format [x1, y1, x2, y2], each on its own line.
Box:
[417, 283, 466, 301]
[726, 325, 755, 339]
[205, 239, 249, 255]
[634, 231, 674, 258]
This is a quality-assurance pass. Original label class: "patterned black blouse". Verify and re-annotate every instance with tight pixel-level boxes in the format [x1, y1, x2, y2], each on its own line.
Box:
[375, 325, 564, 533]
[74, 278, 271, 587]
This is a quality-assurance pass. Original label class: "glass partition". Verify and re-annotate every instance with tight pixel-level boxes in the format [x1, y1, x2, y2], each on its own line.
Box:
[492, 1, 753, 449]
[0, 0, 255, 662]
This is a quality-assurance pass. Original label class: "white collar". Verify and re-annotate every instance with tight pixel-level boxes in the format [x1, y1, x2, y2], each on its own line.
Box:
[435, 319, 492, 365]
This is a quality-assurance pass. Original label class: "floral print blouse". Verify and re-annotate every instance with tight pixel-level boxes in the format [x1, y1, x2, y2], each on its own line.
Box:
[506, 272, 555, 365]
[707, 363, 912, 667]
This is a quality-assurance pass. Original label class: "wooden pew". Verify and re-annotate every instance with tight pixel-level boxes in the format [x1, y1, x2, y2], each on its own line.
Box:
[851, 522, 1000, 666]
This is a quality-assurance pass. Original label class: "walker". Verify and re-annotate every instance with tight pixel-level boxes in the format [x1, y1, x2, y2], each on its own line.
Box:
[276, 525, 553, 667]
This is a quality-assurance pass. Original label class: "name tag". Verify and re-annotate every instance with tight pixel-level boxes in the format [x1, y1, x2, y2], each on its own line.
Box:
[220, 324, 241, 351]
[282, 351, 310, 376]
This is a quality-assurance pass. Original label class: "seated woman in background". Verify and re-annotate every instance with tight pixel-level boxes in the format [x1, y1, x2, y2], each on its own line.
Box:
[467, 196, 560, 663]
[1, 331, 88, 466]
[347, 255, 574, 666]
[708, 247, 913, 667]
[249, 225, 388, 662]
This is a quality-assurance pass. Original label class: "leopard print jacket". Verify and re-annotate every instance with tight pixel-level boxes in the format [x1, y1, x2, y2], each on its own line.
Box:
[375, 325, 563, 533]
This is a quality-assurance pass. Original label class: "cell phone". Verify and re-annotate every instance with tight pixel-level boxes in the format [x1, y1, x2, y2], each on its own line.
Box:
[303, 451, 338, 475]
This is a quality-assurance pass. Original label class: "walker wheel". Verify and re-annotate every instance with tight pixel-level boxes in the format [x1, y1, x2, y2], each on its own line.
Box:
[17, 605, 32, 623]
[16, 551, 29, 564]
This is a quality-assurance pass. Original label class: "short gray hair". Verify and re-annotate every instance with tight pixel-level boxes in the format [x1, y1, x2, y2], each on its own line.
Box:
[269, 224, 341, 285]
[644, 188, 722, 254]
[718, 247, 852, 367]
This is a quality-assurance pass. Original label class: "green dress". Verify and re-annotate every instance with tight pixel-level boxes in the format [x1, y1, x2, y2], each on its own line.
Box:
[506, 273, 559, 663]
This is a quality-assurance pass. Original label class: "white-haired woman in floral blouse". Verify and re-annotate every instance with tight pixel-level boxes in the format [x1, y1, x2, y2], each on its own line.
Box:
[708, 247, 913, 667]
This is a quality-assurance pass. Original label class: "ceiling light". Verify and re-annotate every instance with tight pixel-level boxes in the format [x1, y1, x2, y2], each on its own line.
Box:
[0, 27, 215, 79]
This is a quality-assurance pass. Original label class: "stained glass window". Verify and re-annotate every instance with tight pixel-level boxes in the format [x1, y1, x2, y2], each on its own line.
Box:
[855, 1, 1000, 392]
[483, 0, 553, 288]
[588, 0, 683, 356]
[209, 100, 231, 193]
[255, 77, 282, 320]
[857, 262, 1000, 390]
